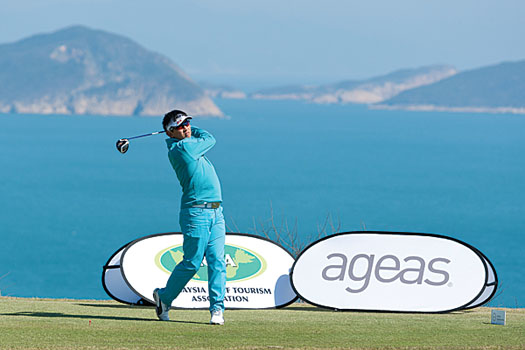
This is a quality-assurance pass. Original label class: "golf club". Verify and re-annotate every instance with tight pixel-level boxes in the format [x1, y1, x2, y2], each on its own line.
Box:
[116, 130, 165, 154]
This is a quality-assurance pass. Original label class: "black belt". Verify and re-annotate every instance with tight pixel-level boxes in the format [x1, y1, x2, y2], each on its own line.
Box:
[192, 202, 221, 209]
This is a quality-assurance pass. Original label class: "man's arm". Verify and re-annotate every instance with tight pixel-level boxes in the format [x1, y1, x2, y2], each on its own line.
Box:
[181, 126, 216, 159]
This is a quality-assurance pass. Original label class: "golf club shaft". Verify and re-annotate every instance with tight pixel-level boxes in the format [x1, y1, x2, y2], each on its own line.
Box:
[126, 130, 165, 140]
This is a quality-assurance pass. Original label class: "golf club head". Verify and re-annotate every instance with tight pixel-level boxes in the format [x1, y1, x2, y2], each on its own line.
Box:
[116, 139, 130, 154]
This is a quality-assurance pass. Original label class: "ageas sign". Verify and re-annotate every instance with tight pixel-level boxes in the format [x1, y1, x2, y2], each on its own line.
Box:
[290, 232, 497, 313]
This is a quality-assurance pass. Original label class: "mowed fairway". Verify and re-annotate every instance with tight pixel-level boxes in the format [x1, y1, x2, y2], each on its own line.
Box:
[0, 297, 523, 350]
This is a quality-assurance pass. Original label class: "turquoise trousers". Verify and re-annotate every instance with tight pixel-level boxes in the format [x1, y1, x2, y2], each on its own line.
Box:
[158, 206, 226, 312]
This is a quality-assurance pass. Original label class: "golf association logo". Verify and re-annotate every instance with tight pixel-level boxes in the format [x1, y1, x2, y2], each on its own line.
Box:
[155, 244, 266, 282]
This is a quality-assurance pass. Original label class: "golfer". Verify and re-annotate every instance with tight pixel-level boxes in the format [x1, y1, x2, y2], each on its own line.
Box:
[153, 109, 226, 325]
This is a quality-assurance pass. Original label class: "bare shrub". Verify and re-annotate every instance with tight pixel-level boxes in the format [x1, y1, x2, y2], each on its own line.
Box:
[250, 203, 341, 257]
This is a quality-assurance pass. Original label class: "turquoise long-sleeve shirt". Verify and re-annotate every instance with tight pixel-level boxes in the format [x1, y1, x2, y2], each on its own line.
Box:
[166, 126, 222, 208]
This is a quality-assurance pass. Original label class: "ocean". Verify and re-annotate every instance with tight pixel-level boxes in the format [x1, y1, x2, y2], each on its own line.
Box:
[0, 99, 523, 307]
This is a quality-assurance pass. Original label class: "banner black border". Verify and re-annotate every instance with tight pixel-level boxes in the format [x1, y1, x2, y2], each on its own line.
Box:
[101, 239, 154, 306]
[461, 245, 499, 309]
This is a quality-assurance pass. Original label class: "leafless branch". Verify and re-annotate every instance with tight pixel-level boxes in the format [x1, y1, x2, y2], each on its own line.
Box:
[226, 216, 240, 233]
[251, 205, 341, 257]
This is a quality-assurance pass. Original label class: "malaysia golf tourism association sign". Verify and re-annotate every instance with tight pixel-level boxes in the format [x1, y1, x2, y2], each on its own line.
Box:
[103, 232, 298, 309]
[290, 231, 498, 313]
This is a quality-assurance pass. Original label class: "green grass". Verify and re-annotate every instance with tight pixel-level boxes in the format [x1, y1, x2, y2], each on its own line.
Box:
[0, 297, 524, 350]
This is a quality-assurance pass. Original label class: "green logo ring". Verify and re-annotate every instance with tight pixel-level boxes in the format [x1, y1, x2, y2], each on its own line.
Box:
[155, 244, 267, 283]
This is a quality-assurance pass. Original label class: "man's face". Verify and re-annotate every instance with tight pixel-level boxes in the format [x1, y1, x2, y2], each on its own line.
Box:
[166, 120, 191, 139]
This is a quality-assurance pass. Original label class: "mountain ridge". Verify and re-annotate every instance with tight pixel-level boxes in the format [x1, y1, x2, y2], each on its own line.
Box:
[0, 26, 223, 117]
[377, 60, 525, 114]
[250, 65, 458, 104]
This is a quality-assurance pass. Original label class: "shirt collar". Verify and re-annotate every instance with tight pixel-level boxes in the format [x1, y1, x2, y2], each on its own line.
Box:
[166, 137, 179, 148]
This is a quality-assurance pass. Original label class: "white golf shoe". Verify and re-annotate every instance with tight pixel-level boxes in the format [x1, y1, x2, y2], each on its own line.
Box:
[153, 288, 170, 321]
[210, 309, 224, 325]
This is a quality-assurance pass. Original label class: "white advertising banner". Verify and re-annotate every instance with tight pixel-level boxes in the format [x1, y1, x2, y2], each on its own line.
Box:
[102, 241, 152, 306]
[120, 233, 298, 309]
[462, 247, 498, 309]
[291, 232, 496, 313]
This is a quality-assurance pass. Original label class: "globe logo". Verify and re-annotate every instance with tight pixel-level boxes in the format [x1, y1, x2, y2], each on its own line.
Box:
[156, 244, 266, 282]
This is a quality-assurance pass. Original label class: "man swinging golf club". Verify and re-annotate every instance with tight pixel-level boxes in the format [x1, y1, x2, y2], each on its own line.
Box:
[153, 109, 226, 325]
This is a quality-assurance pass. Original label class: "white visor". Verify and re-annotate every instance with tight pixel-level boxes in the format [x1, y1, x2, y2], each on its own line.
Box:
[167, 114, 192, 131]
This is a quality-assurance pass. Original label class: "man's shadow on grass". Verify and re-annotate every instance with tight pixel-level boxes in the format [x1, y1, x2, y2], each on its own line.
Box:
[76, 303, 151, 309]
[0, 311, 208, 325]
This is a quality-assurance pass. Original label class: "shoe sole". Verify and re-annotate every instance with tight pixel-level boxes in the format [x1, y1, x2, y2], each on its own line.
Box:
[153, 288, 169, 321]
[153, 289, 162, 317]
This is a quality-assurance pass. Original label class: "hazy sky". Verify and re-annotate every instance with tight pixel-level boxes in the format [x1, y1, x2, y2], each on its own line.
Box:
[1, 0, 524, 90]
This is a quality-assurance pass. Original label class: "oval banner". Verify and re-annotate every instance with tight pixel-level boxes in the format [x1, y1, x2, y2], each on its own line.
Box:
[102, 240, 153, 306]
[120, 232, 298, 309]
[291, 231, 496, 313]
[462, 246, 498, 310]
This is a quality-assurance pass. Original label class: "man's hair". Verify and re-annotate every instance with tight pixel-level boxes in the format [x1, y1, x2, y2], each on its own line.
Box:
[162, 109, 187, 131]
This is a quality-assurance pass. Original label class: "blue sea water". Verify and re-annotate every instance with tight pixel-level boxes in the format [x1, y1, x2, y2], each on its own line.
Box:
[0, 99, 524, 307]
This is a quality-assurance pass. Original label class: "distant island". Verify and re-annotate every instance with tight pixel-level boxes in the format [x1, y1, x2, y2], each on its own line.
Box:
[200, 81, 247, 100]
[250, 65, 457, 104]
[376, 60, 525, 114]
[210, 60, 525, 115]
[0, 26, 223, 117]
